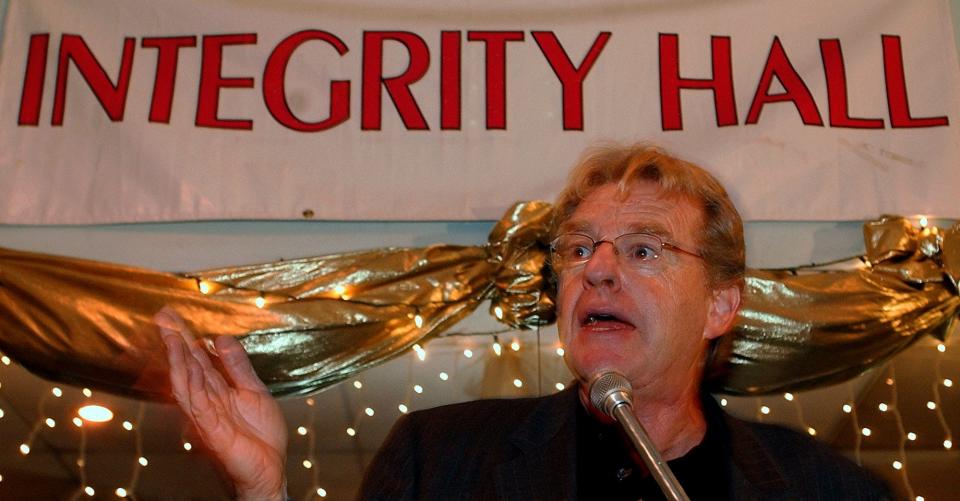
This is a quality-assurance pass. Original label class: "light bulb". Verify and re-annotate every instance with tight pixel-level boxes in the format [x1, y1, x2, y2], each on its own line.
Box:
[78, 405, 113, 423]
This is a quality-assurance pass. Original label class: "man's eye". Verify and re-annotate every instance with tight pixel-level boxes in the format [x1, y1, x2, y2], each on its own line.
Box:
[627, 245, 657, 261]
[569, 245, 592, 259]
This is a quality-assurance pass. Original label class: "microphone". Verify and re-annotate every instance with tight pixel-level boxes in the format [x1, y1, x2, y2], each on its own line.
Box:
[589, 372, 690, 501]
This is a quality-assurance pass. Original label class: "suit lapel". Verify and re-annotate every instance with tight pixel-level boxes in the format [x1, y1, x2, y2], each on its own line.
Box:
[494, 387, 579, 500]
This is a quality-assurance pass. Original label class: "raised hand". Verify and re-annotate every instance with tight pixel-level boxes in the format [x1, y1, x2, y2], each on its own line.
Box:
[157, 307, 289, 501]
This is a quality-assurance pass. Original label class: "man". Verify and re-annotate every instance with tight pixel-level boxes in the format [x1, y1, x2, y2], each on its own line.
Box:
[160, 143, 890, 500]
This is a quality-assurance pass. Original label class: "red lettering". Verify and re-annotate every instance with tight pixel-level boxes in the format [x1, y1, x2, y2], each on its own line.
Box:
[52, 35, 136, 125]
[467, 31, 524, 130]
[882, 35, 948, 128]
[196, 34, 256, 130]
[746, 37, 822, 125]
[820, 39, 884, 129]
[659, 34, 737, 131]
[142, 36, 197, 124]
[440, 31, 461, 130]
[532, 31, 610, 131]
[361, 31, 430, 130]
[18, 34, 49, 126]
[263, 30, 350, 132]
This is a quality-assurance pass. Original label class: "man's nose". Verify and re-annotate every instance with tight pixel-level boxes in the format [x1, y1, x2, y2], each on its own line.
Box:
[582, 241, 620, 290]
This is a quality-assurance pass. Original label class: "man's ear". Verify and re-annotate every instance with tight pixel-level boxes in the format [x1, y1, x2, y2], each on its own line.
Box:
[703, 283, 741, 340]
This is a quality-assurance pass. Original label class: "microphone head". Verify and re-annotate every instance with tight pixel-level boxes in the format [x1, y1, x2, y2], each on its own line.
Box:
[589, 371, 633, 417]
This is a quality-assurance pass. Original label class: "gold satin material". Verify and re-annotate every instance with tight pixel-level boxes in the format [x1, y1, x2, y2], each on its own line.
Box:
[0, 202, 553, 399]
[0, 210, 956, 399]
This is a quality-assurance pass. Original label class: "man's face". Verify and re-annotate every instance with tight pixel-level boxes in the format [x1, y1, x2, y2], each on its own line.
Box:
[556, 181, 738, 397]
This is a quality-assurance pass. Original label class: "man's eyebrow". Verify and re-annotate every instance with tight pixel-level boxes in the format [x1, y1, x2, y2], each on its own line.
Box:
[624, 222, 672, 239]
[558, 220, 592, 234]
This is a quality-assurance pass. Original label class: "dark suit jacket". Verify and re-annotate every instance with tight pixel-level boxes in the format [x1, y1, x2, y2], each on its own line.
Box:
[358, 387, 891, 500]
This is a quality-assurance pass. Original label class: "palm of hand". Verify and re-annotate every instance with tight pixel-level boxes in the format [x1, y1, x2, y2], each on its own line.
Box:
[159, 310, 289, 501]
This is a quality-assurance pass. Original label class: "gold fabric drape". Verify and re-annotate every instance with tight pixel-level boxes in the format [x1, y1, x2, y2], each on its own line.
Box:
[0, 202, 553, 399]
[0, 209, 956, 400]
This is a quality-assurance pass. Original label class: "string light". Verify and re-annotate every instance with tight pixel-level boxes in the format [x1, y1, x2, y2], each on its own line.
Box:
[82, 388, 92, 398]
[438, 372, 449, 381]
[513, 379, 523, 388]
[892, 460, 903, 470]
[878, 402, 889, 412]
[413, 384, 423, 394]
[45, 418, 55, 428]
[492, 342, 502, 356]
[759, 405, 770, 415]
[719, 398, 727, 407]
[122, 421, 133, 431]
[807, 427, 817, 436]
[52, 387, 63, 397]
[861, 427, 872, 437]
[926, 401, 936, 410]
[197, 280, 211, 294]
[84, 486, 95, 497]
[463, 349, 473, 358]
[0, 408, 4, 419]
[306, 398, 315, 406]
[398, 404, 408, 413]
[886, 378, 894, 385]
[138, 457, 148, 467]
[302, 460, 313, 469]
[907, 432, 917, 441]
[944, 439, 953, 449]
[346, 428, 356, 437]
[783, 393, 794, 401]
[937, 343, 946, 353]
[414, 314, 424, 328]
[413, 344, 426, 361]
[254, 295, 266, 309]
[1, 355, 10, 365]
[555, 383, 565, 391]
[945, 379, 954, 388]
[297, 427, 308, 436]
[364, 407, 375, 417]
[73, 417, 83, 427]
[19, 443, 30, 455]
[510, 340, 520, 351]
[183, 442, 192, 451]
[352, 380, 363, 389]
[842, 404, 853, 413]
[919, 216, 928, 228]
[555, 347, 564, 357]
[317, 488, 327, 497]
[493, 306, 504, 320]
[115, 487, 128, 497]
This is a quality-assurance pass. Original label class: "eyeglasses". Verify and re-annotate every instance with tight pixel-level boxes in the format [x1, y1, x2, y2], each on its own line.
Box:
[549, 232, 703, 272]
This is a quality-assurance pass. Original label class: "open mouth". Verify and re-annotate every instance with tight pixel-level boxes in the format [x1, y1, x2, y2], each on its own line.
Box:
[580, 311, 633, 328]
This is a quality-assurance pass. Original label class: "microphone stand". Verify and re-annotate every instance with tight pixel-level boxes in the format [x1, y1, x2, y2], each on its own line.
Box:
[589, 372, 690, 501]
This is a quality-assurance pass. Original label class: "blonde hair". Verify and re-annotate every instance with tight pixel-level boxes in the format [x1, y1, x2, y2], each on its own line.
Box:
[553, 142, 744, 289]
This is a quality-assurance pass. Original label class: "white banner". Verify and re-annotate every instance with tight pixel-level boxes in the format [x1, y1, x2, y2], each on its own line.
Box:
[1, 0, 958, 223]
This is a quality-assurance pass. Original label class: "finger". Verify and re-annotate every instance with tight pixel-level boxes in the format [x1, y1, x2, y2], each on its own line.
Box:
[158, 309, 233, 393]
[185, 356, 237, 451]
[215, 336, 269, 393]
[162, 332, 193, 414]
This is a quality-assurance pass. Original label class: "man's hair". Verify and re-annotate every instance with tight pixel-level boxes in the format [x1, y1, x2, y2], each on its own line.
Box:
[552, 142, 745, 289]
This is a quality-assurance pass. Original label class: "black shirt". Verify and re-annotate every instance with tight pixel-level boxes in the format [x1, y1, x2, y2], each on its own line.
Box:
[576, 394, 732, 500]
